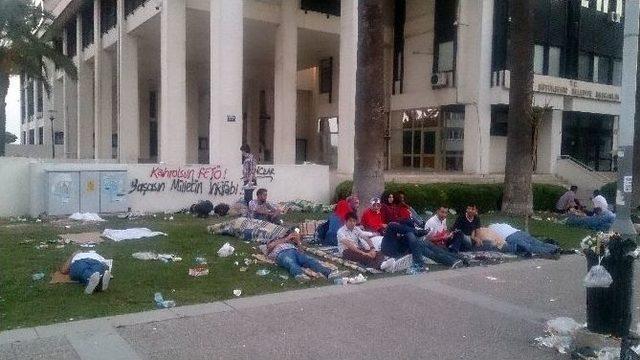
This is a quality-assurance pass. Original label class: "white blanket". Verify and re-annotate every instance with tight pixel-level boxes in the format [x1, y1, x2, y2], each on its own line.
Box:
[69, 212, 105, 222]
[102, 228, 167, 242]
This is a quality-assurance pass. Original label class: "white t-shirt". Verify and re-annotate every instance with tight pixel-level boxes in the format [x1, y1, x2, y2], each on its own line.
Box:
[592, 195, 608, 211]
[425, 215, 447, 239]
[71, 251, 106, 264]
[337, 225, 375, 256]
[488, 223, 519, 239]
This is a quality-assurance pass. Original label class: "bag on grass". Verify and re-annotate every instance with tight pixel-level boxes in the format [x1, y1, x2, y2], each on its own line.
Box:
[583, 264, 613, 288]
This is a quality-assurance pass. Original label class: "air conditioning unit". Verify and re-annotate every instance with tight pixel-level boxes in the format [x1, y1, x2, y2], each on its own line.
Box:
[431, 72, 449, 88]
[608, 12, 622, 23]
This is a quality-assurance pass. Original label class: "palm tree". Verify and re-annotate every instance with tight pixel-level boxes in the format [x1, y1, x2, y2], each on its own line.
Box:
[353, 0, 386, 211]
[0, 0, 76, 156]
[501, 0, 535, 216]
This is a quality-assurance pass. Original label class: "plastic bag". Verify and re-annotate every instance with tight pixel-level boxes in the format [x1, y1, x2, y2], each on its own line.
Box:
[583, 264, 613, 288]
[217, 242, 235, 257]
[546, 317, 583, 336]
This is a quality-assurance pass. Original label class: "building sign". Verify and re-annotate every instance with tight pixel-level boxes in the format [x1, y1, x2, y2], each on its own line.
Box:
[535, 80, 620, 102]
[227, 115, 236, 122]
[624, 176, 632, 193]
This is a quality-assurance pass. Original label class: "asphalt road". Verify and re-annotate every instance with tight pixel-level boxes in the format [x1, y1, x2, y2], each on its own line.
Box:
[2, 254, 638, 360]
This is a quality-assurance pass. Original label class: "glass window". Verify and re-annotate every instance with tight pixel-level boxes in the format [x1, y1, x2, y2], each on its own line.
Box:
[403, 131, 412, 154]
[437, 41, 454, 72]
[592, 56, 600, 82]
[423, 131, 436, 154]
[533, 45, 545, 74]
[597, 56, 611, 84]
[28, 129, 34, 145]
[612, 59, 622, 86]
[616, 0, 623, 16]
[548, 47, 561, 77]
[578, 53, 592, 81]
[581, 0, 591, 8]
[596, 0, 609, 12]
[38, 127, 43, 145]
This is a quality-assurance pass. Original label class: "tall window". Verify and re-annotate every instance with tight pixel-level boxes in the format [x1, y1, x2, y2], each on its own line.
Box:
[437, 41, 455, 72]
[38, 127, 43, 145]
[612, 59, 623, 86]
[578, 52, 592, 81]
[548, 47, 561, 77]
[533, 45, 545, 74]
[28, 130, 34, 145]
[596, 0, 609, 12]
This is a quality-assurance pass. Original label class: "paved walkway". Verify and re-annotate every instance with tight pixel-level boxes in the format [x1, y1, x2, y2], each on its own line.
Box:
[1, 255, 636, 360]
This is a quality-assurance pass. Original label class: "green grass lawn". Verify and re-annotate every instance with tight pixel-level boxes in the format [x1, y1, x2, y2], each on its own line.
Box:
[0, 211, 594, 331]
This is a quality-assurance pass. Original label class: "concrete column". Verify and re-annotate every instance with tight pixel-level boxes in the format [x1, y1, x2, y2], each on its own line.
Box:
[535, 109, 562, 174]
[159, 0, 187, 165]
[76, 14, 94, 159]
[459, 0, 493, 174]
[62, 30, 77, 158]
[337, 0, 357, 174]
[117, 0, 140, 163]
[210, 0, 243, 166]
[52, 77, 64, 158]
[273, 0, 297, 164]
[94, 0, 111, 159]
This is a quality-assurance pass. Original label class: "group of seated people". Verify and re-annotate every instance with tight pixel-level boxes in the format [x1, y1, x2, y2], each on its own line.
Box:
[310, 190, 562, 276]
[555, 186, 616, 231]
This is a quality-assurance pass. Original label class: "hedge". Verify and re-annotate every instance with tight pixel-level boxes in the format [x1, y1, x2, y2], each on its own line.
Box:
[334, 180, 567, 213]
[600, 182, 616, 205]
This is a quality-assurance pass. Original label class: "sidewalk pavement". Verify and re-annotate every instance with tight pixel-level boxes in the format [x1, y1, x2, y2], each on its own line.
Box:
[1, 255, 635, 360]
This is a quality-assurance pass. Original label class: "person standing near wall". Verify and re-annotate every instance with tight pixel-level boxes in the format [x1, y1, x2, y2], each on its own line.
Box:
[241, 144, 257, 205]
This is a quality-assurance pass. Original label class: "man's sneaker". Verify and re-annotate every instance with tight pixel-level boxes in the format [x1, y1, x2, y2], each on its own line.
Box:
[84, 272, 101, 294]
[450, 260, 464, 269]
[391, 254, 414, 273]
[327, 270, 350, 280]
[295, 274, 311, 283]
[101, 270, 111, 291]
[406, 265, 427, 275]
[380, 258, 396, 272]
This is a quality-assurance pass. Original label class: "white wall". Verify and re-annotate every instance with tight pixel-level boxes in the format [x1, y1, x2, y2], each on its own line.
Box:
[489, 136, 506, 174]
[0, 158, 330, 217]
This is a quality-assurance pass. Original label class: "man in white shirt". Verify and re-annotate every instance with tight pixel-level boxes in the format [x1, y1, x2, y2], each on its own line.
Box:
[61, 251, 111, 294]
[488, 223, 559, 258]
[592, 190, 609, 211]
[424, 206, 454, 247]
[337, 212, 389, 270]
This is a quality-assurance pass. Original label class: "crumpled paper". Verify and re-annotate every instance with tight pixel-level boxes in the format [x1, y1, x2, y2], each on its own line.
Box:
[217, 243, 235, 257]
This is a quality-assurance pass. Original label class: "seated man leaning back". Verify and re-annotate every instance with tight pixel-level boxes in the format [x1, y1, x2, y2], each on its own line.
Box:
[248, 188, 282, 224]
[266, 230, 349, 282]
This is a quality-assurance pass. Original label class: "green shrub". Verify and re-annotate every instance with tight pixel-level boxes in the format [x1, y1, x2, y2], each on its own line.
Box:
[334, 180, 566, 213]
[600, 182, 617, 204]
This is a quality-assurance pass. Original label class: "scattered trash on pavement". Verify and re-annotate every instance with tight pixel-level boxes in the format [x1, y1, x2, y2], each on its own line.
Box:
[217, 243, 235, 257]
[485, 276, 498, 281]
[535, 317, 584, 355]
[233, 289, 242, 297]
[334, 274, 367, 285]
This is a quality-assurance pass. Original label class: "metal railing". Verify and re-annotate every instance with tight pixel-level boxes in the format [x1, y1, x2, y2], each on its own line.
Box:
[558, 154, 597, 172]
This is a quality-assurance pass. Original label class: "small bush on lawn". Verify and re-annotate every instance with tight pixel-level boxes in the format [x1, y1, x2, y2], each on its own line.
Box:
[334, 181, 565, 213]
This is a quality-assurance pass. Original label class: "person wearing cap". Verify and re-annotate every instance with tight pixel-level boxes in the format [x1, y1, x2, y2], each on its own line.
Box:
[361, 197, 387, 234]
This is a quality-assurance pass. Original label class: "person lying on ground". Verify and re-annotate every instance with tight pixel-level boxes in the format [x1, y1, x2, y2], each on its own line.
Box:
[381, 221, 464, 273]
[473, 227, 508, 251]
[566, 207, 616, 232]
[338, 212, 399, 271]
[248, 188, 282, 224]
[487, 223, 560, 258]
[449, 204, 482, 252]
[266, 231, 349, 282]
[60, 251, 111, 294]
[425, 206, 455, 248]
[324, 194, 360, 246]
[360, 197, 387, 234]
[556, 185, 581, 213]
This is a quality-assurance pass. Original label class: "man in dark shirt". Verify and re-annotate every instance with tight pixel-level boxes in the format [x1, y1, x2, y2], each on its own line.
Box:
[449, 204, 482, 252]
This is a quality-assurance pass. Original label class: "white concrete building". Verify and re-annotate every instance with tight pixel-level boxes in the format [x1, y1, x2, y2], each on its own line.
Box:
[17, 0, 623, 191]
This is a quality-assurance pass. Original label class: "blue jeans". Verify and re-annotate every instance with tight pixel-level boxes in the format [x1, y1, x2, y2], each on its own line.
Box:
[276, 248, 331, 277]
[449, 233, 474, 253]
[567, 213, 616, 232]
[323, 213, 344, 246]
[382, 232, 460, 267]
[69, 259, 108, 285]
[504, 231, 559, 255]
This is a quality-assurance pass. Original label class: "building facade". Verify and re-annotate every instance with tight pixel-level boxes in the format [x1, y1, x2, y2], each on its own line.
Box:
[19, 0, 623, 185]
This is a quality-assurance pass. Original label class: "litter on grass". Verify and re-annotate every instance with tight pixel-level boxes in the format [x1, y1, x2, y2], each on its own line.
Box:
[31, 273, 45, 281]
[102, 228, 167, 242]
[132, 252, 182, 262]
[194, 257, 208, 265]
[69, 212, 105, 222]
[233, 289, 242, 297]
[335, 274, 367, 285]
[217, 243, 235, 257]
[188, 265, 209, 277]
[256, 269, 270, 276]
[153, 292, 176, 308]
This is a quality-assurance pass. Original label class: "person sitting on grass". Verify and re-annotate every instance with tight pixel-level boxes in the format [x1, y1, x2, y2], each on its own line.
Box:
[449, 204, 482, 253]
[487, 223, 560, 258]
[60, 251, 111, 294]
[360, 197, 387, 234]
[382, 192, 429, 239]
[323, 194, 360, 246]
[566, 207, 616, 232]
[248, 188, 282, 224]
[338, 212, 400, 272]
[555, 185, 581, 213]
[266, 231, 349, 282]
[424, 206, 455, 248]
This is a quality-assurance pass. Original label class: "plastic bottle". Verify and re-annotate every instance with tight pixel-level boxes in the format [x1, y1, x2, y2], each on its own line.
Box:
[154, 292, 164, 308]
[161, 300, 176, 308]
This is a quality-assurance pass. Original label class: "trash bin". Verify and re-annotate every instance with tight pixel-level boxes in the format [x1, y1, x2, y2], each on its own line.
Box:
[585, 235, 636, 337]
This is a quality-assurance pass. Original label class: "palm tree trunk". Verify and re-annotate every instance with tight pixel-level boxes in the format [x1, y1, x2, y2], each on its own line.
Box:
[502, 0, 534, 216]
[353, 0, 386, 212]
[0, 72, 9, 157]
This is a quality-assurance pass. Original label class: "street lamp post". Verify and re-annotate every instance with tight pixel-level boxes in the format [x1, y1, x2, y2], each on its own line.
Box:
[48, 109, 57, 159]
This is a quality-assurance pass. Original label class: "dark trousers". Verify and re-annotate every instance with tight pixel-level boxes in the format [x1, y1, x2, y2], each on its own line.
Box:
[342, 248, 385, 269]
[382, 232, 460, 267]
[244, 188, 254, 205]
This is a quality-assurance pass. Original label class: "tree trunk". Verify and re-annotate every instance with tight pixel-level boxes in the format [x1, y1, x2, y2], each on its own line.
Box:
[502, 0, 534, 216]
[353, 0, 386, 213]
[0, 72, 9, 157]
